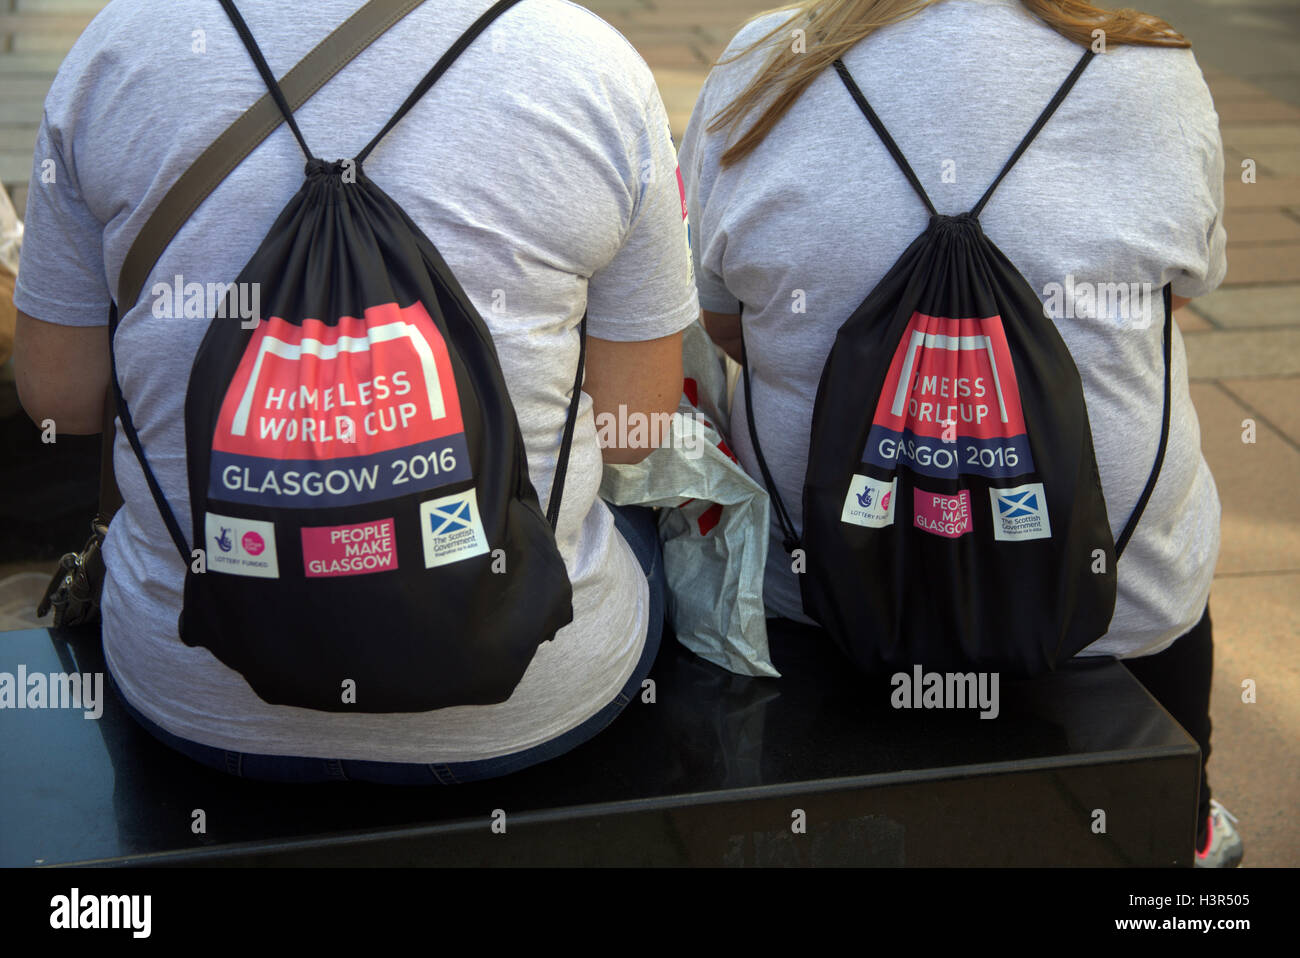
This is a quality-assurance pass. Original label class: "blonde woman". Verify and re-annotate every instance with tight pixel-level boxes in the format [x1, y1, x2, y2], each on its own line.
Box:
[679, 0, 1237, 864]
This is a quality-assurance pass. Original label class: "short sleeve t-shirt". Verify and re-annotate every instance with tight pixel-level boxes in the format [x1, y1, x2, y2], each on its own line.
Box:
[679, 0, 1226, 659]
[15, 0, 699, 761]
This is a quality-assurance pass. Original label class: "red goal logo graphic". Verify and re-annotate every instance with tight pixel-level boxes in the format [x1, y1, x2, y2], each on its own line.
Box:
[209, 300, 472, 508]
[863, 312, 1034, 480]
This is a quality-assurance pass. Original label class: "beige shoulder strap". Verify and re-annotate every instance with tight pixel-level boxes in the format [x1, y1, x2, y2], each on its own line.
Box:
[102, 0, 427, 517]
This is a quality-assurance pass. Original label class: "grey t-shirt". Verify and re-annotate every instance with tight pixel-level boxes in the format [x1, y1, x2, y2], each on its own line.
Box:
[679, 0, 1226, 658]
[16, 0, 698, 760]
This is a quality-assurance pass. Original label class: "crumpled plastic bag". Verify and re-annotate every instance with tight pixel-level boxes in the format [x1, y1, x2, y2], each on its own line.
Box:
[0, 183, 21, 278]
[600, 321, 778, 678]
[0, 182, 21, 368]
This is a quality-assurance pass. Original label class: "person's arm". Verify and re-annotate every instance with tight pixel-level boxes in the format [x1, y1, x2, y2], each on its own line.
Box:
[12, 109, 114, 436]
[1165, 61, 1226, 316]
[680, 72, 742, 366]
[703, 309, 742, 364]
[13, 309, 109, 434]
[586, 330, 684, 465]
[580, 66, 699, 465]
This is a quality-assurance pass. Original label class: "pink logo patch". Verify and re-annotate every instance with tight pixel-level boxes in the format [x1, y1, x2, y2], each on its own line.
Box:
[301, 518, 397, 578]
[873, 313, 1027, 442]
[241, 531, 266, 555]
[914, 489, 972, 539]
[212, 302, 464, 461]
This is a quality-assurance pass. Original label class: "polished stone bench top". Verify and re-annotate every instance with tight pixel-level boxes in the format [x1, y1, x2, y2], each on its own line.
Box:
[0, 621, 1198, 866]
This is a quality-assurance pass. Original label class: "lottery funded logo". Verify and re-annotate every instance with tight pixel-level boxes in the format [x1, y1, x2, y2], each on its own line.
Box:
[210, 301, 471, 508]
[204, 512, 279, 578]
[841, 475, 897, 528]
[863, 312, 1034, 480]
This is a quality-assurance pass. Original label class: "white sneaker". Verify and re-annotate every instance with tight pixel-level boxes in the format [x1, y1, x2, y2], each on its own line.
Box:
[1194, 799, 1244, 868]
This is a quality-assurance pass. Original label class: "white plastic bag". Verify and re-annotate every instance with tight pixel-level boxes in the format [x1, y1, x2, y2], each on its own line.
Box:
[600, 322, 778, 677]
[0, 182, 22, 277]
[0, 182, 21, 368]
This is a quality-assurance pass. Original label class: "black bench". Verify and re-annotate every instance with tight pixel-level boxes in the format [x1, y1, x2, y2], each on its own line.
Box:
[0, 620, 1199, 866]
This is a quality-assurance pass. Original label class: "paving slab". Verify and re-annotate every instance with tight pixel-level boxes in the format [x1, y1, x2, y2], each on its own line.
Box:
[1140, 0, 1300, 109]
[1175, 306, 1214, 333]
[7, 27, 87, 54]
[653, 66, 709, 140]
[1199, 571, 1300, 868]
[1223, 144, 1253, 175]
[14, 0, 109, 12]
[1223, 208, 1300, 243]
[0, 570, 53, 630]
[1219, 376, 1300, 449]
[1, 151, 37, 188]
[1190, 282, 1300, 328]
[0, 94, 48, 124]
[1207, 74, 1277, 102]
[1220, 122, 1300, 148]
[1223, 242, 1300, 285]
[628, 40, 712, 69]
[1184, 327, 1300, 379]
[614, 9, 758, 31]
[0, 12, 95, 39]
[1191, 381, 1300, 577]
[0, 50, 66, 74]
[1215, 98, 1300, 126]
[1224, 176, 1300, 209]
[1245, 147, 1300, 177]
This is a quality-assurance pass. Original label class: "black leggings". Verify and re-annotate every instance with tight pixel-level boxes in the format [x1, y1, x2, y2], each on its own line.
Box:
[1122, 605, 1214, 849]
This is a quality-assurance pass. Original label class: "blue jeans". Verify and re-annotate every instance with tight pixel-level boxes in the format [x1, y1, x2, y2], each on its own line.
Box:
[109, 502, 665, 784]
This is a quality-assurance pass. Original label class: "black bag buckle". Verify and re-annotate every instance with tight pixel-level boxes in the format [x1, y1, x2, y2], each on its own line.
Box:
[36, 518, 109, 628]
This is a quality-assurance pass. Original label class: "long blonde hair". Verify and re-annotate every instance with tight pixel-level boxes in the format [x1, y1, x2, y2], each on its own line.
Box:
[710, 0, 1189, 166]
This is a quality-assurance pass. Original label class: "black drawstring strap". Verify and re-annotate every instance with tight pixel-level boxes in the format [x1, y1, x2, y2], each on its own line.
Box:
[218, 0, 316, 162]
[356, 0, 524, 165]
[1114, 284, 1173, 558]
[740, 316, 801, 554]
[834, 48, 1094, 220]
[833, 59, 937, 217]
[971, 49, 1093, 218]
[545, 312, 587, 531]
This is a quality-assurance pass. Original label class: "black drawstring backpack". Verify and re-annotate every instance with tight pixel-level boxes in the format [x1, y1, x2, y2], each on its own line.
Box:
[109, 0, 581, 712]
[742, 50, 1172, 676]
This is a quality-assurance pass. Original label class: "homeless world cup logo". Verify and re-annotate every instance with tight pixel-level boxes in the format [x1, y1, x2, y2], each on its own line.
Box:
[209, 301, 471, 508]
[863, 312, 1035, 481]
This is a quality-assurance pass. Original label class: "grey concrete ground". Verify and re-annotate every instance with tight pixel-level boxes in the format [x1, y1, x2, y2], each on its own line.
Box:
[1, 0, 1296, 865]
[1142, 0, 1299, 107]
